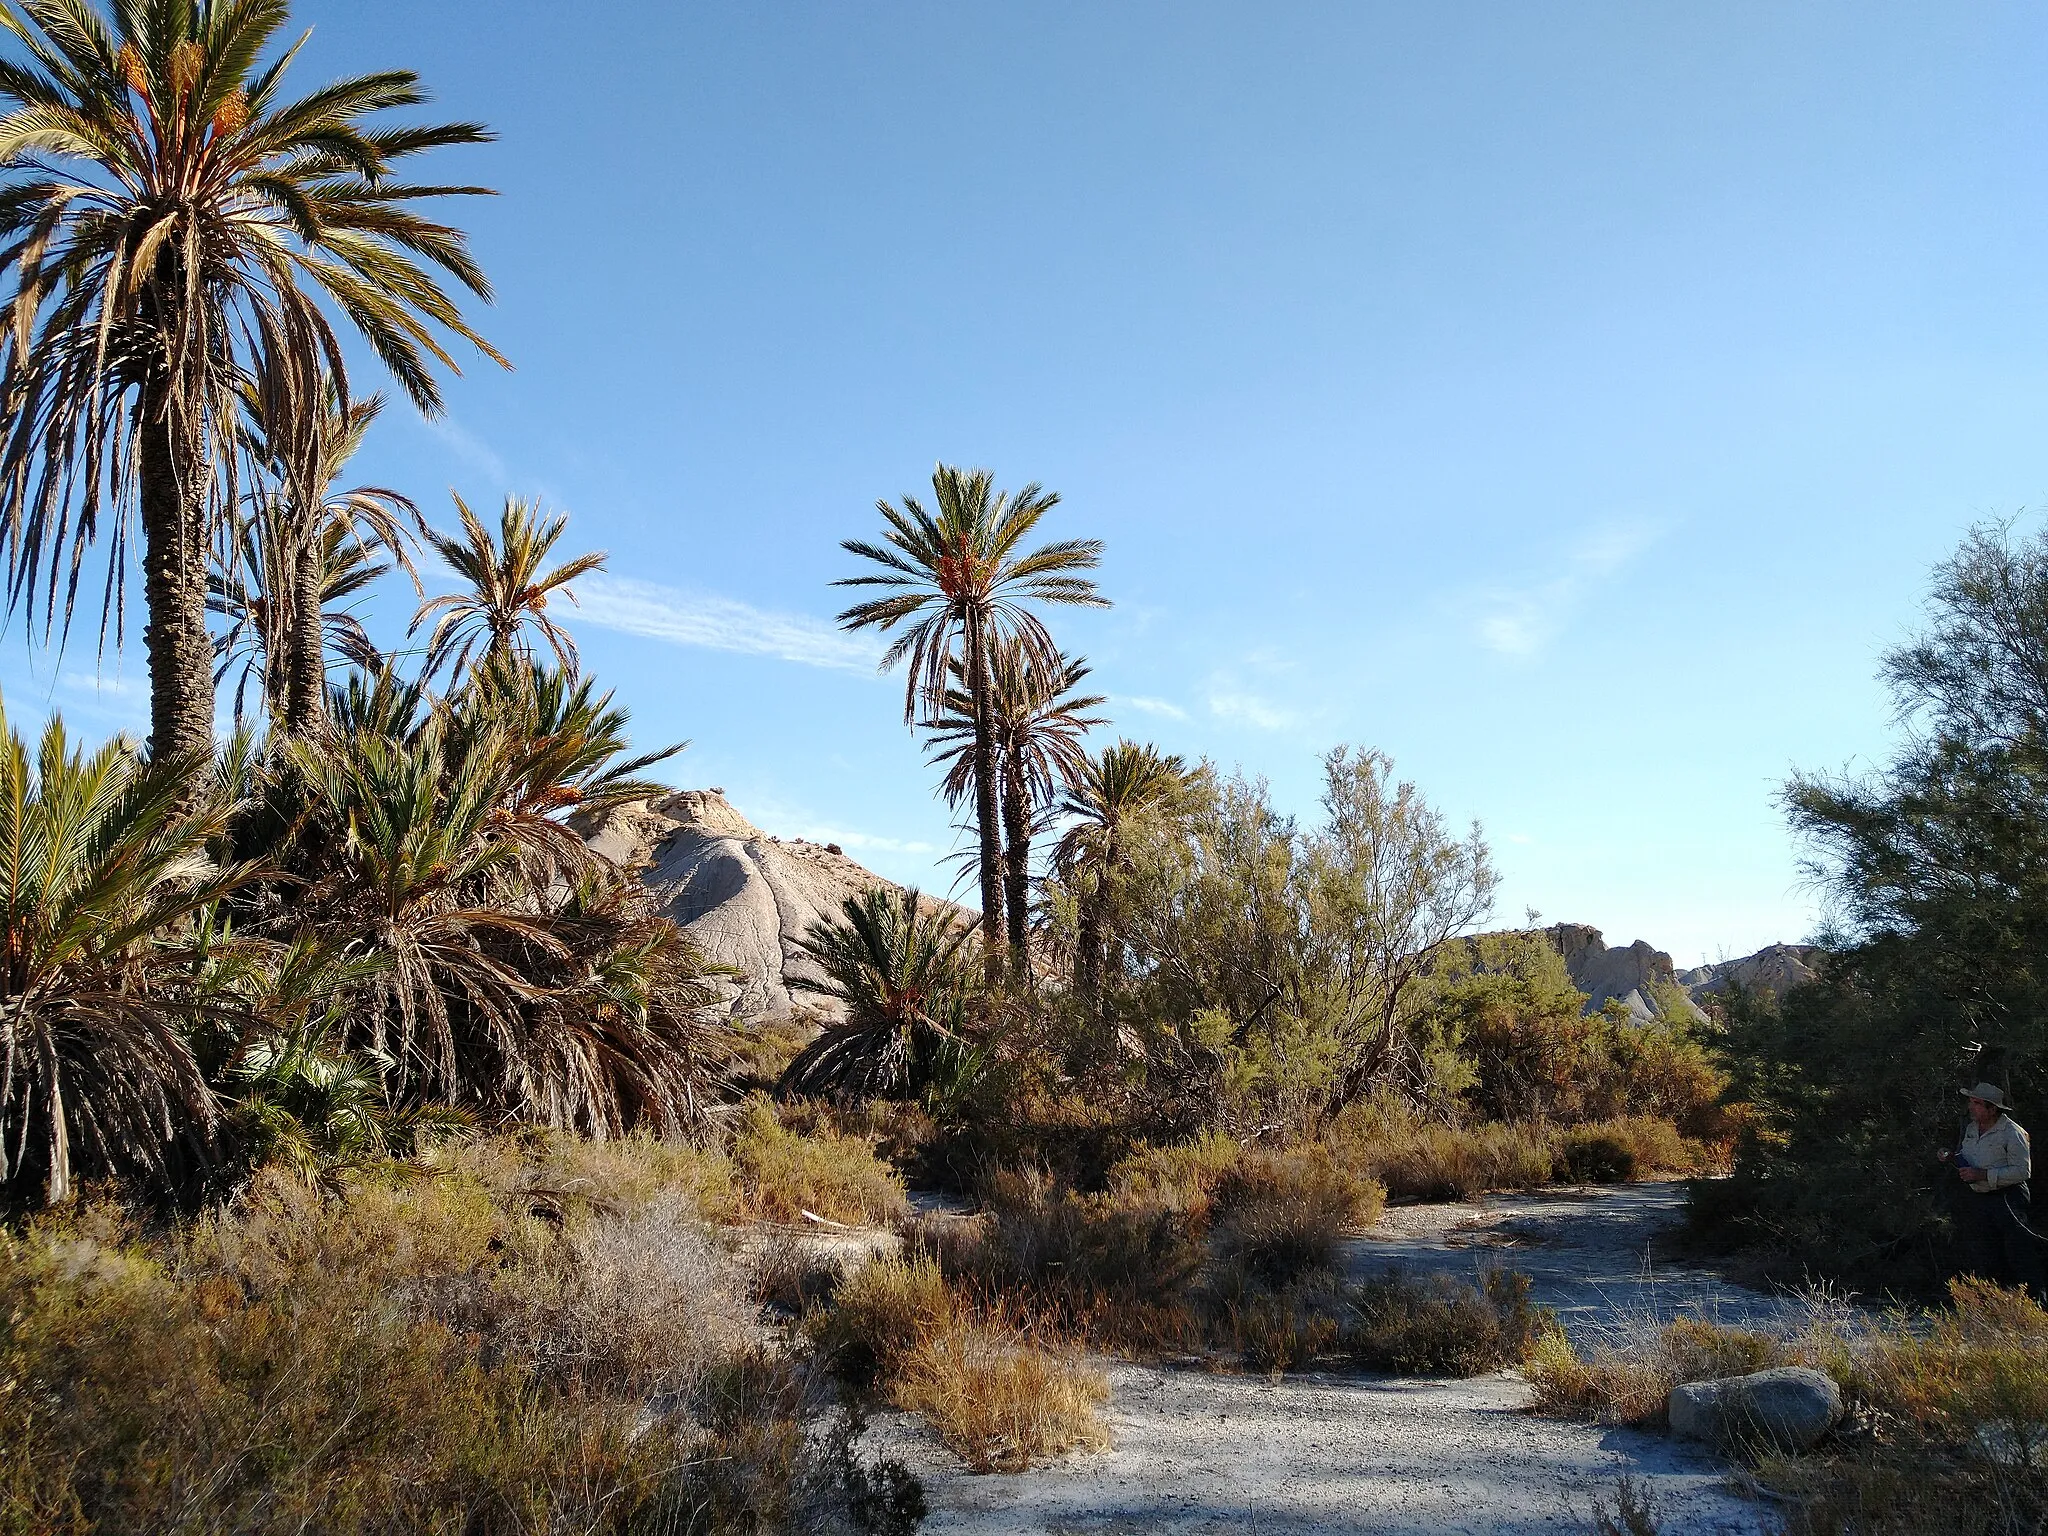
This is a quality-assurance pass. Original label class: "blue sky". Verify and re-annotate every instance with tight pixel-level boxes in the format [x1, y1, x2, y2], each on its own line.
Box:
[14, 1, 2048, 966]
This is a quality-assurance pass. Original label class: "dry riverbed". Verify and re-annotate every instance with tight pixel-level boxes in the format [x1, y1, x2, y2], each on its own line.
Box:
[868, 1182, 1790, 1536]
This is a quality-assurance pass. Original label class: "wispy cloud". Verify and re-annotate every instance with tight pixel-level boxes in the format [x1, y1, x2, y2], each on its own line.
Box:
[60, 670, 135, 696]
[1468, 520, 1665, 658]
[573, 575, 882, 673]
[1122, 695, 1189, 721]
[1208, 690, 1294, 731]
[799, 826, 939, 856]
[419, 414, 511, 487]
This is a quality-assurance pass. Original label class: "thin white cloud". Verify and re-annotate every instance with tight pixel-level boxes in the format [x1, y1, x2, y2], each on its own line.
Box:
[573, 574, 882, 673]
[799, 826, 939, 856]
[1208, 690, 1294, 731]
[60, 670, 135, 696]
[1122, 695, 1189, 721]
[1505, 831, 1535, 846]
[1469, 519, 1665, 658]
[419, 413, 511, 487]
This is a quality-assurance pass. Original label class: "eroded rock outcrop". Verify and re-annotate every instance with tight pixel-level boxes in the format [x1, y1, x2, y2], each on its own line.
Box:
[585, 789, 961, 1021]
[1543, 923, 1706, 1024]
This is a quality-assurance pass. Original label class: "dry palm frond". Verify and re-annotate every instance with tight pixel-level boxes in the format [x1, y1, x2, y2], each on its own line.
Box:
[0, 696, 263, 1204]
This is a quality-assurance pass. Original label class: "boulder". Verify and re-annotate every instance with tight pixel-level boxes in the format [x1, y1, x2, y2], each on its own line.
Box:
[582, 789, 971, 1022]
[1667, 1366, 1842, 1451]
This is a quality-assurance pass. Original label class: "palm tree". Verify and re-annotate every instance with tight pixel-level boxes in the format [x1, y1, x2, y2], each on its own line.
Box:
[217, 383, 417, 730]
[1052, 740, 1197, 1008]
[0, 0, 501, 765]
[778, 887, 973, 1103]
[837, 464, 1107, 984]
[413, 495, 604, 684]
[925, 643, 1104, 973]
[0, 699, 258, 1204]
[211, 514, 398, 722]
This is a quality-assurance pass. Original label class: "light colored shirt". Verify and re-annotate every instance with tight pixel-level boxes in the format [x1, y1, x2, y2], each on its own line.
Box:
[1962, 1114, 2032, 1193]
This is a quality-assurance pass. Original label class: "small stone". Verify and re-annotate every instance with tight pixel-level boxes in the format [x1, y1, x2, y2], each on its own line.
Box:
[1668, 1366, 1842, 1451]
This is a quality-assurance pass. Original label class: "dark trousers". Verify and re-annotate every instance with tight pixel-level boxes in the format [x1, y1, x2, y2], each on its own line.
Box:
[1955, 1182, 2048, 1298]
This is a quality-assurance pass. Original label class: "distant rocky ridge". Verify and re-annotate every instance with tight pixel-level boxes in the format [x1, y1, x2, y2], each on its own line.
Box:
[1540, 923, 1822, 1023]
[583, 788, 969, 1021]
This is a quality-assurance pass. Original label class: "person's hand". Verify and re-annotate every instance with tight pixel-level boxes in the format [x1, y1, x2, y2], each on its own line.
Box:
[1960, 1166, 1987, 1183]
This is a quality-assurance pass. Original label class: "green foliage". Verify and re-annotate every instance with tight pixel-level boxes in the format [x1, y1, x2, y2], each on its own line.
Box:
[0, 702, 257, 1205]
[1706, 521, 2048, 1289]
[779, 888, 976, 1104]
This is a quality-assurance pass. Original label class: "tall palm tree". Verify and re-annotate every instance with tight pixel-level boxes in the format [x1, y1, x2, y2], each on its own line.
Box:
[837, 464, 1107, 984]
[0, 698, 257, 1204]
[210, 512, 397, 722]
[1052, 740, 1197, 1007]
[412, 495, 604, 684]
[219, 382, 417, 730]
[778, 887, 973, 1103]
[0, 0, 501, 765]
[925, 643, 1104, 973]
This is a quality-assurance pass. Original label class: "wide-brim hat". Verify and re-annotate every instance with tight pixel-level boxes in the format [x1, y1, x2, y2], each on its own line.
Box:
[1962, 1081, 2012, 1110]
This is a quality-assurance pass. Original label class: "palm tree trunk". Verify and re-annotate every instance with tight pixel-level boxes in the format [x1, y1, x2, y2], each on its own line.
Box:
[1075, 864, 1106, 1008]
[280, 534, 326, 731]
[965, 618, 1005, 986]
[139, 378, 216, 768]
[1000, 735, 1032, 979]
[42, 1039, 69, 1206]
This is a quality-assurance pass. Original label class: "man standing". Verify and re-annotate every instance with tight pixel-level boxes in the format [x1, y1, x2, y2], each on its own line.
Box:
[1943, 1081, 2047, 1299]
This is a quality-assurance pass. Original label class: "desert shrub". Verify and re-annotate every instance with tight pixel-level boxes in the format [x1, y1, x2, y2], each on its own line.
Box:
[1527, 1314, 1789, 1426]
[1344, 1267, 1551, 1375]
[1209, 1145, 1385, 1284]
[0, 1160, 916, 1534]
[1105, 1129, 1243, 1214]
[1559, 1126, 1637, 1184]
[1329, 1101, 1557, 1200]
[963, 1169, 1207, 1318]
[890, 1321, 1111, 1472]
[730, 1095, 909, 1226]
[808, 1254, 960, 1387]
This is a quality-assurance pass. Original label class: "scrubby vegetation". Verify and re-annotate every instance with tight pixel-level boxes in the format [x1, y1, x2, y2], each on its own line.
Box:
[1530, 1280, 2048, 1536]
[1696, 521, 2048, 1296]
[0, 1133, 926, 1535]
[0, 0, 1967, 1529]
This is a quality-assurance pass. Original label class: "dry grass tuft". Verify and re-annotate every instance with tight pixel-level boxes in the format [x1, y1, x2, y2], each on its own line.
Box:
[1209, 1146, 1385, 1285]
[892, 1321, 1112, 1473]
[729, 1094, 910, 1225]
[1344, 1267, 1551, 1375]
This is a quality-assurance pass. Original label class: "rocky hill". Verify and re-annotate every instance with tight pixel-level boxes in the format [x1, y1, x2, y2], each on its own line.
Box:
[583, 789, 965, 1021]
[1541, 923, 1821, 1022]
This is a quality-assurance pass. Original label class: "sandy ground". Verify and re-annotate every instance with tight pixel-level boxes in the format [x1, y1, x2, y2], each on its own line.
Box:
[868, 1182, 1790, 1536]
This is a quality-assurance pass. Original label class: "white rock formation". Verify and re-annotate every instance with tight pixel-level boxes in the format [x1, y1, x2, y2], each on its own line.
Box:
[1678, 943, 1824, 1002]
[1544, 923, 1707, 1024]
[584, 789, 965, 1021]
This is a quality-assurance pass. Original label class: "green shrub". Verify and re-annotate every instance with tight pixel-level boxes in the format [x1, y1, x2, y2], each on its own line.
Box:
[1344, 1267, 1551, 1375]
[730, 1095, 909, 1225]
[1559, 1126, 1637, 1184]
[807, 1254, 958, 1387]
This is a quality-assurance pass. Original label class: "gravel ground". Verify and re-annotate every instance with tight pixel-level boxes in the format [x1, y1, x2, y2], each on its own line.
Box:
[869, 1181, 1789, 1536]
